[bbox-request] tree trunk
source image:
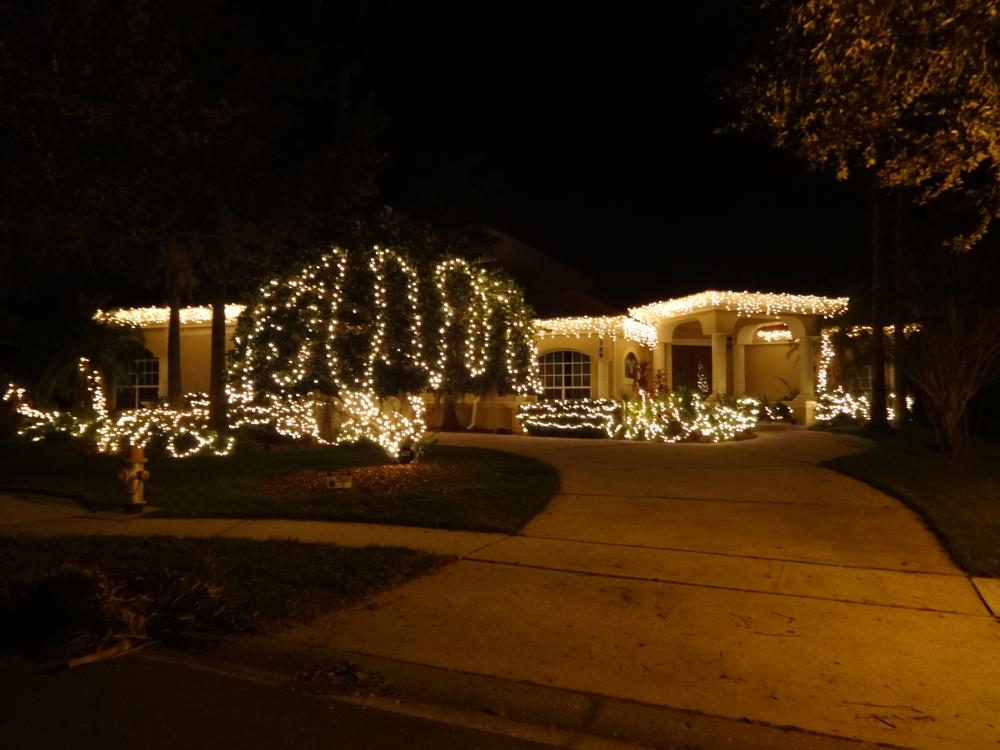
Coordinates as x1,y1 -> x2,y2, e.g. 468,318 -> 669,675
209,279 -> 228,431
929,399 -> 964,459
869,171 -> 889,431
440,391 -> 461,431
892,190 -> 907,427
167,292 -> 183,408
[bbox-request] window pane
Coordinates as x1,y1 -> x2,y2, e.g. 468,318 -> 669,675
115,388 -> 137,410
537,350 -> 591,401
138,387 -> 159,406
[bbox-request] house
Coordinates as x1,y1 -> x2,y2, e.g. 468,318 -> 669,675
97,289 -> 847,429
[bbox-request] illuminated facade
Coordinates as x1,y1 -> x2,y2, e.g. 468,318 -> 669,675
104,289 -> 847,427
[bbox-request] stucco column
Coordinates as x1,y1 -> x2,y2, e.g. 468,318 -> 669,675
732,343 -> 746,396
597,359 -> 609,398
652,341 -> 665,376
711,333 -> 729,395
799,335 -> 816,397
663,343 -> 673,391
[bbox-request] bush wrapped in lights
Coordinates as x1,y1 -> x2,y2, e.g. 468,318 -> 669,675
622,391 -> 758,443
815,387 -> 870,424
815,387 -> 912,425
757,400 -> 794,423
517,392 -> 759,443
517,399 -> 621,438
4,361 -> 235,457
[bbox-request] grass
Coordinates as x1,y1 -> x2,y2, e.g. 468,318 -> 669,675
0,535 -> 444,659
824,427 -> 1000,577
0,438 -> 560,534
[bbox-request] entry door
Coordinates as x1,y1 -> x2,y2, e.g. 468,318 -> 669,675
672,345 -> 712,394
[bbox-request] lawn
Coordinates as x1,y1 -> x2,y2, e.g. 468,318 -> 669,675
824,427 -> 1000,577
0,535 -> 444,660
0,438 -> 560,534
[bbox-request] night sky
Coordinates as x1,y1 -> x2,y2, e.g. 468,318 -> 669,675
359,1 -> 871,309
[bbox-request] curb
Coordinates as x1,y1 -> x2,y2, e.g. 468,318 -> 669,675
203,635 -> 906,750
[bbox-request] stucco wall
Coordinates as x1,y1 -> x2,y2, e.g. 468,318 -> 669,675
745,343 -> 799,401
139,324 -> 237,397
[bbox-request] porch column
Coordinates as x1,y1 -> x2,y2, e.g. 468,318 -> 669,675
597,359 -> 609,398
652,341 -> 665,376
799,335 -> 816,397
663,343 -> 673,391
711,333 -> 729,395
732,342 -> 746,395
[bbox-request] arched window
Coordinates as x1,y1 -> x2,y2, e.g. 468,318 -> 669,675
538,350 -> 591,400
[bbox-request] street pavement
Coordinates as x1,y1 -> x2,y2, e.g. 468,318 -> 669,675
0,655 -> 558,750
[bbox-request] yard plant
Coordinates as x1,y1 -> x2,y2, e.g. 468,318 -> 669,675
0,535 -> 443,662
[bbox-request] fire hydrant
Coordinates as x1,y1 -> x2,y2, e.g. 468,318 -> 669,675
118,445 -> 150,513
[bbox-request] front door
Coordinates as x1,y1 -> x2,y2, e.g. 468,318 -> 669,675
672,345 -> 712,394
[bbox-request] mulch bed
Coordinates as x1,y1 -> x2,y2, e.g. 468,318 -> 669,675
256,463 -> 469,496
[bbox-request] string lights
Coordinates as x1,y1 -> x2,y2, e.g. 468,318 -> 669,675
93,305 -> 246,328
816,324 -> 921,421
620,391 -> 758,442
755,326 -> 795,343
17,275 -> 915,452
815,387 -> 913,424
535,315 -> 658,350
517,392 -> 758,443
230,247 -> 539,455
517,399 -> 621,437
11,246 -> 541,459
5,360 -> 235,457
630,291 -> 848,323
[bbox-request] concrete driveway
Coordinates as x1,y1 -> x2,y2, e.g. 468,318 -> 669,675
282,430 -> 1000,749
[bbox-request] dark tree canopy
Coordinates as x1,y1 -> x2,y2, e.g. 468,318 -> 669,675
735,0 -> 1000,248
0,0 -> 384,405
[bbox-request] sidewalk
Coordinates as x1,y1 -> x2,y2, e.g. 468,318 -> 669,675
0,492 -> 505,557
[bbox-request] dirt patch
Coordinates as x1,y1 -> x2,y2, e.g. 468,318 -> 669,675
257,463 -> 469,496
290,661 -> 399,698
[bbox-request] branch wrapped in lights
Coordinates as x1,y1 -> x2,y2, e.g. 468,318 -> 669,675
817,324 -> 921,397
232,248 -> 538,399
228,246 -> 540,453
333,391 -> 427,458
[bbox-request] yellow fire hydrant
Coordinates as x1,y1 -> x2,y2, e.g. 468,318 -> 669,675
118,445 -> 150,513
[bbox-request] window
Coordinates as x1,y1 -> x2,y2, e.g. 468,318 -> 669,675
538,350 -> 591,400
115,358 -> 160,410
